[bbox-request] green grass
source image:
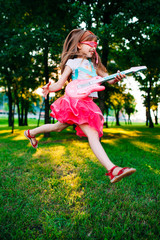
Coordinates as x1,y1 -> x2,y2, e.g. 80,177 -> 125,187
0,117 -> 160,240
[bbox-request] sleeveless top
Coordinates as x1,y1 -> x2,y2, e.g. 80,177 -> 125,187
66,58 -> 98,98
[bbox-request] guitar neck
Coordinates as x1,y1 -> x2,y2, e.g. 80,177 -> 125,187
77,66 -> 147,89
95,69 -> 133,84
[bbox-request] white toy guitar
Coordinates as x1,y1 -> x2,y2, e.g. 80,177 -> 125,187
65,66 -> 147,99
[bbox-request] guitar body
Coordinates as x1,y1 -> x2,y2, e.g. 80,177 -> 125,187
65,77 -> 105,99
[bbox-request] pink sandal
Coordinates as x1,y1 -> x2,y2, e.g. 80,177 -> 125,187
106,166 -> 136,183
24,129 -> 38,149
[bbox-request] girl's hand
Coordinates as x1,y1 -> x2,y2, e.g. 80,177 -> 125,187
114,70 -> 126,83
42,82 -> 51,99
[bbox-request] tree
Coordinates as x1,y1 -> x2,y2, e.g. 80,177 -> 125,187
151,83 -> 160,125
112,0 -> 160,127
1,0 -> 160,130
0,0 -> 42,127
110,92 -> 125,126
0,0 -> 77,132
124,92 -> 137,124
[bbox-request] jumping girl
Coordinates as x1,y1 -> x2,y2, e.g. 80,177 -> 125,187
24,29 -> 136,183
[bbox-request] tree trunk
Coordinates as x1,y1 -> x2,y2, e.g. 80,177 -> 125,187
98,40 -> 109,115
7,85 -> 13,127
105,107 -> 109,128
11,103 -> 15,134
16,97 -> 21,126
128,114 -> 132,124
146,107 -> 149,126
155,108 -> 158,125
98,91 -> 105,114
147,76 -> 154,128
44,42 -> 50,137
20,93 -> 24,126
115,110 -> 120,126
155,116 -> 158,125
149,115 -> 154,128
24,108 -> 28,126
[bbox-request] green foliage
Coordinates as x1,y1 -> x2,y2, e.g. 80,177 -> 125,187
88,0 -> 160,127
1,0 -> 160,127
0,0 -> 77,126
124,92 -> 137,123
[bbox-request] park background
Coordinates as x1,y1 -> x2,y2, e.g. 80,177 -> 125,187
0,0 -> 160,240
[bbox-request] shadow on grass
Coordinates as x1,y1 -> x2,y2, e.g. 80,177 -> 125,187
0,124 -> 160,239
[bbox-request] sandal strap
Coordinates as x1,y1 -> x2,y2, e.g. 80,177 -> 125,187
27,129 -> 35,139
106,166 -> 130,180
117,167 -> 128,175
105,166 -> 118,179
32,139 -> 38,148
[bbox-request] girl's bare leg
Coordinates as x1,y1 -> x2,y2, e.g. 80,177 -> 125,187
30,122 -> 69,135
25,122 -> 69,145
79,124 -> 122,174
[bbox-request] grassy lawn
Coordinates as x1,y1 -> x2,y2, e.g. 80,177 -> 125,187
0,117 -> 160,240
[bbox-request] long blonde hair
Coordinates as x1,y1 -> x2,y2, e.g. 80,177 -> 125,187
60,29 -> 107,77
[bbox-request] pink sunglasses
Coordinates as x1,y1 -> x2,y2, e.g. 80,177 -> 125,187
80,41 -> 98,64
80,41 -> 98,48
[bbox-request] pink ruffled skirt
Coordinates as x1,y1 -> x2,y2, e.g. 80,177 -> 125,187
50,94 -> 104,138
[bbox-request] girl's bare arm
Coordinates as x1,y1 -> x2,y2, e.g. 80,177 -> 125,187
42,66 -> 72,99
97,69 -> 126,84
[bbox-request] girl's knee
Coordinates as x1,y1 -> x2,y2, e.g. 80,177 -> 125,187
54,122 -> 68,132
80,125 -> 99,139
56,128 -> 63,132
88,132 -> 99,141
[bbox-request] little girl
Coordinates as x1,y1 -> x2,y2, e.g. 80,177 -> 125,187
24,29 -> 136,183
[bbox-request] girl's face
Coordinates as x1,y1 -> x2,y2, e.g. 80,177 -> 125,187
78,40 -> 97,59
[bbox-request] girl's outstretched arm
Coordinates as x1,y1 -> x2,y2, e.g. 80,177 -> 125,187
97,69 -> 126,85
42,66 -> 72,99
